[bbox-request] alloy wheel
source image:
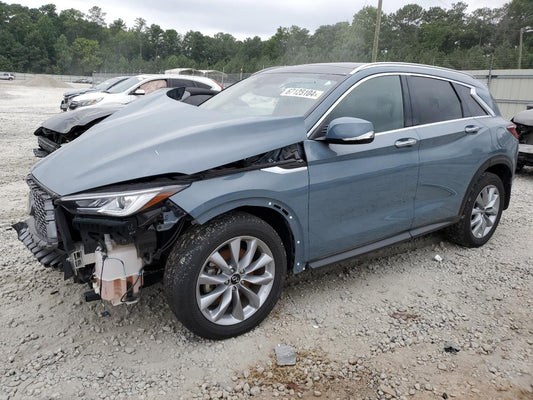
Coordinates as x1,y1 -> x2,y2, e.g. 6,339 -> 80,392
196,236 -> 275,326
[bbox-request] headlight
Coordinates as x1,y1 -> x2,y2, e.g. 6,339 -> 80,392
59,185 -> 188,217
74,97 -> 103,107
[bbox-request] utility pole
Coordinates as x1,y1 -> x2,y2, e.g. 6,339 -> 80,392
371,0 -> 383,63
518,26 -> 533,69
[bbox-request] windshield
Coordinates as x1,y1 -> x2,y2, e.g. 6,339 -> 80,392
93,77 -> 126,91
105,76 -> 144,94
200,72 -> 343,117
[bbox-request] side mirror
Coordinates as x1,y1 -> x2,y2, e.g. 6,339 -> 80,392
323,117 -> 375,144
133,88 -> 146,96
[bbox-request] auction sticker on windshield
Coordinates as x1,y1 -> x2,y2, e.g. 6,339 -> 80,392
280,88 -> 324,99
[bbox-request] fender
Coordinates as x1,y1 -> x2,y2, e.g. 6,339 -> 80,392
168,168 -> 309,273
190,198 -> 306,273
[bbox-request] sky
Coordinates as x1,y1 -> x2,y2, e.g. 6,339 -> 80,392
14,0 -> 510,40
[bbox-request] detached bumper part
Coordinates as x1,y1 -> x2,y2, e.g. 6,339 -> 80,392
37,136 -> 61,155
12,221 -> 67,269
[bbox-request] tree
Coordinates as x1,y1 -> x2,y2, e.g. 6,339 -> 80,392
54,34 -> 72,73
72,37 -> 102,74
109,18 -> 126,34
87,6 -> 106,27
146,24 -> 164,59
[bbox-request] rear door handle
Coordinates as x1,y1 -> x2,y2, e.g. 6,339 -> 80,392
395,138 -> 418,148
465,125 -> 481,134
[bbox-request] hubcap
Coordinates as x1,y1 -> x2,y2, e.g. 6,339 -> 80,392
196,236 -> 275,325
471,184 -> 500,239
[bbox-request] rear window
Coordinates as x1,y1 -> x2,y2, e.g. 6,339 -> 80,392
169,79 -> 197,88
408,76 -> 462,125
453,84 -> 488,117
195,82 -> 212,89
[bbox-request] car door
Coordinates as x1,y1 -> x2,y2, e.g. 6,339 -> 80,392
306,74 -> 420,260
407,75 -> 493,228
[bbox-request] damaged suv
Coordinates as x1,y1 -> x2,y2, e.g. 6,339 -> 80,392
14,63 -> 518,340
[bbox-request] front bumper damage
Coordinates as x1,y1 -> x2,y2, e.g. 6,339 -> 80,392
13,176 -> 186,305
13,221 -> 67,270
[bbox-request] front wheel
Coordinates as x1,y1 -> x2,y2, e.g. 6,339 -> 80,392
164,212 -> 286,340
446,172 -> 504,247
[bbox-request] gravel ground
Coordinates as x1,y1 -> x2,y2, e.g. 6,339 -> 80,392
0,80 -> 532,400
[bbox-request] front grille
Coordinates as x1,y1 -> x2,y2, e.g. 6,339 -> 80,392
27,177 -> 58,244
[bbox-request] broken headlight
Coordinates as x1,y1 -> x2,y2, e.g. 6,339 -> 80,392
59,185 -> 188,217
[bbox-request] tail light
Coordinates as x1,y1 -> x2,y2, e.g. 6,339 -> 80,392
507,125 -> 519,140
213,80 -> 224,90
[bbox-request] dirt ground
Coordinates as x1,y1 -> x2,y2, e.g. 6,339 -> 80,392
0,80 -> 532,400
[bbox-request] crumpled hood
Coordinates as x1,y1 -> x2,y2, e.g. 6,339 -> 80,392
32,90 -> 306,196
39,103 -> 125,134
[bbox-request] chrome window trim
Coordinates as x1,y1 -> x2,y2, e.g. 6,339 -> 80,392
307,72 -> 495,138
371,115 -> 493,137
349,64 -> 369,75
469,87 -> 496,117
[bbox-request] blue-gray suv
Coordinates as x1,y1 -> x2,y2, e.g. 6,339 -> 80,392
14,62 -> 519,339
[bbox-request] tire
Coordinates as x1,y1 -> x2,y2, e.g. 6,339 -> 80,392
446,172 -> 504,247
164,211 -> 286,340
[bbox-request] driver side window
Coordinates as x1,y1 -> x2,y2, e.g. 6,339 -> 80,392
324,75 -> 404,134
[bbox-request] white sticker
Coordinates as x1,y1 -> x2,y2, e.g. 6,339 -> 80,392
280,87 -> 324,99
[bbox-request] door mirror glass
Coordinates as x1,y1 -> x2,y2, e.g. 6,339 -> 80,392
323,117 -> 375,144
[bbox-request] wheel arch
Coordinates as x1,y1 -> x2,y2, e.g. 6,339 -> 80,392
460,155 -> 514,214
191,200 -> 305,274
485,163 -> 513,209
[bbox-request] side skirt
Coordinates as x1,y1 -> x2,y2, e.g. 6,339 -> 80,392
307,220 -> 457,270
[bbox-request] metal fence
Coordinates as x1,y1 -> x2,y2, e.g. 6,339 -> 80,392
3,72 -> 91,83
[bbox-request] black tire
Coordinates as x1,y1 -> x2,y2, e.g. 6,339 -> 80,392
446,172 -> 504,247
164,211 -> 286,340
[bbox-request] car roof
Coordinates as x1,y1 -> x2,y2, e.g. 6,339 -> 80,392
125,74 -> 219,88
259,62 -> 480,86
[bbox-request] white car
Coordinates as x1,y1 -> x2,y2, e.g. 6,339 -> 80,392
68,74 -> 222,110
0,72 -> 14,80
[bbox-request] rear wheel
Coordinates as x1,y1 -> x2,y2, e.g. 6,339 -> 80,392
446,172 -> 504,247
164,212 -> 286,340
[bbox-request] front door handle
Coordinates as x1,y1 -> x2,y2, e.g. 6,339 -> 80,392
395,138 -> 418,148
465,125 -> 481,134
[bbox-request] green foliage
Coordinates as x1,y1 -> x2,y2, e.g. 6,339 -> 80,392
0,0 -> 532,74
71,37 -> 102,74
54,34 -> 72,73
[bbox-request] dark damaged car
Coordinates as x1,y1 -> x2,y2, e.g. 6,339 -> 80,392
34,87 -> 220,157
511,107 -> 533,171
14,63 -> 518,339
